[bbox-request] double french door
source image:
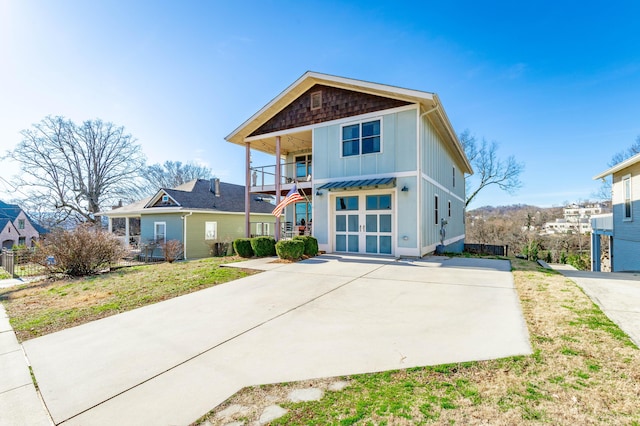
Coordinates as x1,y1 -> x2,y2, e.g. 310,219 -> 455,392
334,193 -> 393,255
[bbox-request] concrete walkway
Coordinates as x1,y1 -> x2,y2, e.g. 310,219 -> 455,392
551,264 -> 640,347
0,303 -> 52,425
20,255 -> 531,425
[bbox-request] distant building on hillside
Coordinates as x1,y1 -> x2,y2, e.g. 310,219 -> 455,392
542,202 -> 610,235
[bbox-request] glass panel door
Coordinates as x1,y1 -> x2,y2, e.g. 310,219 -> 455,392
334,193 -> 393,255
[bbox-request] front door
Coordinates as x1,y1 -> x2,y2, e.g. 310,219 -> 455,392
334,193 -> 393,255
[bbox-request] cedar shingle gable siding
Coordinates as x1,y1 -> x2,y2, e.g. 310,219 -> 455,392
249,84 -> 411,137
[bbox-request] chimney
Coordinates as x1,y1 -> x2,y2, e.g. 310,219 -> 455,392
210,178 -> 220,197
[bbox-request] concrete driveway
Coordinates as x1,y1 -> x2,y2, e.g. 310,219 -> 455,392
23,255 -> 532,425
552,264 -> 640,347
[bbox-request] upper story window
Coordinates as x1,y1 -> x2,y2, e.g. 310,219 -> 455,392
623,174 -> 632,221
342,119 -> 381,157
162,195 -> 169,203
310,91 -> 322,110
453,166 -> 456,188
18,219 -> 25,229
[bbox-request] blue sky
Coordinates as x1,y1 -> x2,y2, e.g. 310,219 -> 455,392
1,0 -> 639,208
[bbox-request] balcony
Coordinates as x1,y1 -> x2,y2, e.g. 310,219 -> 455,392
591,213 -> 613,234
250,159 -> 313,194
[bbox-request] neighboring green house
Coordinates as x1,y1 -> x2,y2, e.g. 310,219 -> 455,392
99,179 -> 275,259
226,72 -> 472,256
0,200 -> 47,249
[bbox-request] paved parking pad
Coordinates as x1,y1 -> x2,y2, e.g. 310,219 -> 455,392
23,255 -> 532,425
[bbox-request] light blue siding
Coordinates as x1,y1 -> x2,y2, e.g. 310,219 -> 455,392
313,108 -> 417,179
140,214 -> 183,243
396,176 -> 417,249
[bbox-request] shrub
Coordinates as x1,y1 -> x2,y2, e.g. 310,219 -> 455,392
560,251 -> 568,264
275,239 -> 304,261
293,235 -> 319,256
251,236 -> 276,257
205,237 -> 232,257
545,251 -> 552,263
161,240 -> 183,263
233,238 -> 254,258
32,224 -> 124,276
567,253 -> 590,271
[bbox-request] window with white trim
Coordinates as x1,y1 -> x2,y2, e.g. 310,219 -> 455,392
154,222 -> 166,243
205,221 -> 217,240
623,174 -> 632,221
162,195 -> 169,203
342,119 -> 381,157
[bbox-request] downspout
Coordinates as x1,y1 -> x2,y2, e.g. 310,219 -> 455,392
182,211 -> 193,260
419,104 -> 440,255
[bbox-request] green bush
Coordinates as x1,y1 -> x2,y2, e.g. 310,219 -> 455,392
251,236 -> 276,257
233,238 -> 254,258
293,235 -> 319,256
567,253 -> 590,271
275,239 -> 304,261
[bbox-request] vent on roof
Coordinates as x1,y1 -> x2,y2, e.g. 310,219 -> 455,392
310,91 -> 322,110
210,178 -> 221,197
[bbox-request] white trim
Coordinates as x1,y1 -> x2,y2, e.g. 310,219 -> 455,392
421,171 -> 465,203
102,208 -> 275,217
154,221 -> 166,244
145,190 -> 181,208
244,104 -> 417,143
594,152 -> 640,180
339,117 -> 383,158
622,174 -> 633,221
205,221 -> 218,240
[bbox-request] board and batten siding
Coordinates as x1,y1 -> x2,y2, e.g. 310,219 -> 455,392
420,113 -> 465,253
612,162 -> 640,271
312,108 -> 418,180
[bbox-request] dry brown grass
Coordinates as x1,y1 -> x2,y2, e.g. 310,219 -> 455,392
198,258 -> 640,425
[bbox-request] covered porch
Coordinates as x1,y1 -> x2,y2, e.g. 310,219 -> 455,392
590,213 -> 613,272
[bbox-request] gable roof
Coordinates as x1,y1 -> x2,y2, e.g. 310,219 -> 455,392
103,180 -> 275,216
593,152 -> 640,180
225,71 -> 472,174
0,200 -> 48,234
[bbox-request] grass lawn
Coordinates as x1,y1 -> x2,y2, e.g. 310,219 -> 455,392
0,256 -> 257,342
198,258 -> 640,425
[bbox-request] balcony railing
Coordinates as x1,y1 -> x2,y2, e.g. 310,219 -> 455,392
591,213 -> 613,232
251,160 -> 312,190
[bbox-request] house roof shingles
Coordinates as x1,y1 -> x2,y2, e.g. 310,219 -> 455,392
0,200 -> 48,234
105,180 -> 275,216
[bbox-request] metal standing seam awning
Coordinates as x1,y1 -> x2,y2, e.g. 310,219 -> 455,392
317,177 -> 396,191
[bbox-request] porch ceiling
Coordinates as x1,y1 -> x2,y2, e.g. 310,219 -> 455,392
247,129 -> 312,156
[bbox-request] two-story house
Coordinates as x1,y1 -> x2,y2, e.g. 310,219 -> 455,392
592,152 -> 640,271
225,72 -> 472,257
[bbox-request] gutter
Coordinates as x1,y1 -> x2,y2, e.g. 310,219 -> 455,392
181,211 -> 193,260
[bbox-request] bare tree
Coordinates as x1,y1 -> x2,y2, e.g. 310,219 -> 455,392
460,130 -> 524,207
4,116 -> 145,224
139,161 -> 213,196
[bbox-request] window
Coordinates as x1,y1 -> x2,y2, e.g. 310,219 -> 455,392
295,202 -> 312,226
336,196 -> 358,211
18,237 -> 25,246
154,222 -> 166,243
434,195 -> 439,225
205,222 -> 217,240
366,195 -> 391,210
256,222 -> 270,236
448,200 -> 451,217
295,154 -> 312,179
453,166 -> 456,188
17,219 -> 25,230
342,120 -> 381,157
310,91 -> 322,110
161,195 -> 169,203
623,175 -> 632,221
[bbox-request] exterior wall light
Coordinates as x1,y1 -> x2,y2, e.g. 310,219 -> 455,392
316,190 -> 323,196
401,185 -> 409,192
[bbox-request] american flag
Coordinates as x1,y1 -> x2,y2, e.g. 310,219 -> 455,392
272,185 -> 304,217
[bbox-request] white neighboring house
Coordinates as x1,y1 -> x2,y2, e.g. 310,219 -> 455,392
592,152 -> 640,272
542,203 -> 610,235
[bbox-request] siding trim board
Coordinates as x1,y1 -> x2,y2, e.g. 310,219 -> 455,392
421,172 -> 465,204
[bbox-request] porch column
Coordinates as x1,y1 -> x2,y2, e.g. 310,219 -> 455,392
275,136 -> 281,241
108,217 -> 113,233
125,217 -> 130,248
590,232 -> 600,272
245,142 -> 251,237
